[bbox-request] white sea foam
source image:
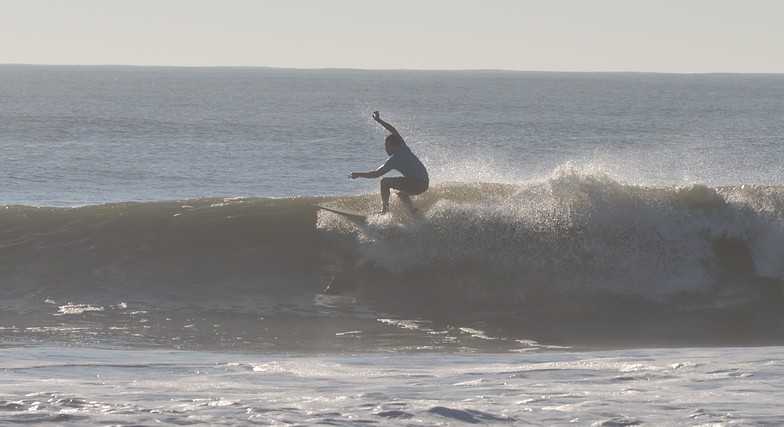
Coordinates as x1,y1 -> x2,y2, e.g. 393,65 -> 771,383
0,345 -> 782,425
56,304 -> 105,315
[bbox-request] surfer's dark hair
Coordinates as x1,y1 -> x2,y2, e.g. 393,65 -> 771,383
385,134 -> 403,146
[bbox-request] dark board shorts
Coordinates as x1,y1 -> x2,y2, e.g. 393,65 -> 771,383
384,177 -> 429,195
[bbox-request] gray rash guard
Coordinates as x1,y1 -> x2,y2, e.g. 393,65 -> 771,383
375,141 -> 428,181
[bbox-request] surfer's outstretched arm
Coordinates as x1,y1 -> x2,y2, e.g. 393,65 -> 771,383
349,170 -> 383,179
373,111 -> 399,135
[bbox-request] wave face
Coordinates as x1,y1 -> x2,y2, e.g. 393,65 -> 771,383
3,169 -> 784,350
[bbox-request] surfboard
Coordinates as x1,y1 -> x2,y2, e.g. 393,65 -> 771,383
315,205 -> 367,225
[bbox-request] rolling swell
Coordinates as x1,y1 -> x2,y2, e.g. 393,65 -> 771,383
0,197 -> 327,310
2,168 -> 784,348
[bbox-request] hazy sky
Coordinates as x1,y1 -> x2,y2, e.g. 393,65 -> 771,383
2,0 -> 783,73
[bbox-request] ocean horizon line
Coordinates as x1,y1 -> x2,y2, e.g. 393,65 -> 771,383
2,62 -> 783,76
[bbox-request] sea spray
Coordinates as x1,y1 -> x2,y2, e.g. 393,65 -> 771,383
327,168 -> 782,300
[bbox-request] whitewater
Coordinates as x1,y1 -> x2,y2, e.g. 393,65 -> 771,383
1,65 -> 783,425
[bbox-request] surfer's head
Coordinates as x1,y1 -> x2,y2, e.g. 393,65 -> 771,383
384,134 -> 403,155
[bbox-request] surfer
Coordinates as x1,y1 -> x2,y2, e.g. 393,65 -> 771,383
349,111 -> 429,214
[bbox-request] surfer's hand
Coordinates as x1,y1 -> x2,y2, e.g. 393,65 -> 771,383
349,173 -> 358,179
372,111 -> 380,121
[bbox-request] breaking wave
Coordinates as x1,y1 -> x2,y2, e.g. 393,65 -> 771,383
3,166 -> 784,348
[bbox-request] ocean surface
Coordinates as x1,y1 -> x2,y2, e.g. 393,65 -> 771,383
1,65 -> 783,424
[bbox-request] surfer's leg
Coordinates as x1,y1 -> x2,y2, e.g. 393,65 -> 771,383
380,178 -> 392,212
396,191 -> 416,213
401,179 -> 427,214
382,177 -> 427,213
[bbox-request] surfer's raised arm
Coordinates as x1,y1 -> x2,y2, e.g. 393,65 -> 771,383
373,111 -> 399,136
